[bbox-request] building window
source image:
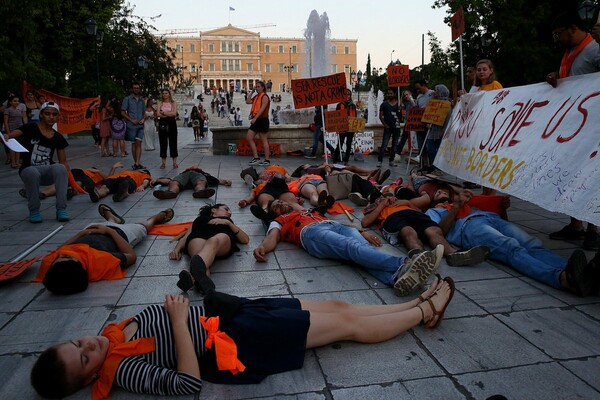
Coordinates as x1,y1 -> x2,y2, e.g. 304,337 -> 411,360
247,63 -> 254,71
344,46 -> 349,54
331,45 -> 336,54
209,63 -> 215,71
234,60 -> 240,71
279,83 -> 286,92
235,42 -> 240,52
221,41 -> 226,52
292,63 -> 298,72
247,44 -> 252,53
190,44 -> 196,53
176,63 -> 182,71
190,63 -> 196,72
208,43 -> 214,52
175,44 -> 182,52
278,45 -> 284,53
292,45 -> 297,53
278,63 -> 285,72
228,41 -> 233,52
222,60 -> 227,71
265,63 -> 271,72
265,44 -> 270,53
331,64 -> 337,73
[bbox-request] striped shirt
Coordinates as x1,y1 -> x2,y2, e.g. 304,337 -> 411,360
113,305 -> 206,395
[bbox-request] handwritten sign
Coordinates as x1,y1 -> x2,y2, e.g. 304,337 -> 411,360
324,109 -> 349,133
323,131 -> 374,156
387,65 -> 410,87
436,72 -> 600,225
292,72 -> 347,109
348,117 -> 366,132
450,6 -> 465,41
405,107 -> 426,131
422,99 -> 451,126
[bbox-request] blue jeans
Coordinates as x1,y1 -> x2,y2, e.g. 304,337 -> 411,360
378,128 -> 401,162
460,216 -> 566,289
309,122 -> 334,156
301,222 -> 407,286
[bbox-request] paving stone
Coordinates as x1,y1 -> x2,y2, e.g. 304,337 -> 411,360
274,248 -> 344,269
28,278 -> 131,310
561,356 -> 600,392
118,275 -> 182,306
0,283 -> 43,313
331,376 -> 465,400
210,270 -> 289,298
283,266 -> 368,294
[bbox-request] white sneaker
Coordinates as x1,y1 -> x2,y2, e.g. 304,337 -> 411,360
249,158 -> 261,165
348,192 -> 368,206
393,154 -> 402,163
393,244 -> 444,296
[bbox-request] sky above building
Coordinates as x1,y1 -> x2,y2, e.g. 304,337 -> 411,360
128,0 -> 454,74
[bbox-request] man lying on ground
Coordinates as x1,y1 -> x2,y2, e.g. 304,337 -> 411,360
153,166 -> 232,199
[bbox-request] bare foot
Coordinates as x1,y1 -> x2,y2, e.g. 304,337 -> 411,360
418,274 -> 442,303
422,280 -> 452,329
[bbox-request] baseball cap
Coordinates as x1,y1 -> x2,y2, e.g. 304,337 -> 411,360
40,101 -> 60,112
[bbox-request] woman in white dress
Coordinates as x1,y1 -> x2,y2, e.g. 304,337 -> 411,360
143,99 -> 157,151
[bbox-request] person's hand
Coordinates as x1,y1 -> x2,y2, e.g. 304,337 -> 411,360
208,219 -> 229,226
169,249 -> 182,260
500,195 -> 511,209
112,161 -> 124,169
85,224 -> 109,235
592,23 -> 600,43
362,232 -> 382,247
253,245 -> 267,262
3,133 -> 9,141
457,89 -> 466,97
163,294 -> 189,326
221,179 -> 232,186
296,197 -> 305,205
238,199 -> 248,208
456,190 -> 472,206
546,72 -> 558,88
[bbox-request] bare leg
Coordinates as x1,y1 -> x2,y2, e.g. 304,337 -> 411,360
168,180 -> 182,194
256,193 -> 275,209
193,180 -> 207,192
246,130 -> 259,158
187,234 -> 232,275
424,227 -> 456,255
301,184 -> 319,206
399,226 -> 425,252
140,209 -> 173,231
278,192 -> 304,211
260,133 -> 270,161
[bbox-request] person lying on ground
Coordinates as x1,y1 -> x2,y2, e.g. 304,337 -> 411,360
238,176 -> 305,220
427,190 -> 599,296
31,279 -> 455,398
153,166 -> 232,200
239,165 -> 291,187
169,204 -> 249,293
361,195 -> 488,266
33,205 -> 174,295
93,168 -> 152,202
254,199 -> 444,295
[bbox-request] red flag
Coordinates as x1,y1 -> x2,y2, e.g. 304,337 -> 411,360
450,7 -> 465,41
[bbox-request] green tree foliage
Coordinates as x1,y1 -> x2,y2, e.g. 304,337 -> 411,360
431,0 -> 571,87
0,0 -> 176,99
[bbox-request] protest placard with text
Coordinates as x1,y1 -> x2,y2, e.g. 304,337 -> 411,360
324,109 -> 348,133
436,73 -> 600,225
292,72 -> 347,109
422,99 -> 451,126
405,107 -> 426,131
348,117 -> 366,132
387,65 -> 410,87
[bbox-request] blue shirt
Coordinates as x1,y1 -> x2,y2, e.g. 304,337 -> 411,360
426,207 -> 498,245
121,95 -> 145,126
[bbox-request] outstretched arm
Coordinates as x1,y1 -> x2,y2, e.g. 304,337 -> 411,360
438,191 -> 472,234
253,228 -> 281,262
164,294 -> 200,378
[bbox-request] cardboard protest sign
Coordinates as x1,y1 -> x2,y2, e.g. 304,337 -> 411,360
451,7 -> 465,41
324,109 -> 348,133
348,117 -> 366,132
436,72 -> 600,225
422,99 -> 451,126
387,65 -> 410,87
0,256 -> 40,282
292,72 -> 347,109
405,107 -> 426,131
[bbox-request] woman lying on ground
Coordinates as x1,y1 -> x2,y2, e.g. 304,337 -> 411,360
31,275 -> 454,399
169,204 -> 249,293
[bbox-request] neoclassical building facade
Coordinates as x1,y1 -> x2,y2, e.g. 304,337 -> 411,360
164,25 -> 357,92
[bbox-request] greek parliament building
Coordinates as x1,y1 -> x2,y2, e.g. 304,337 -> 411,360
163,24 -> 357,92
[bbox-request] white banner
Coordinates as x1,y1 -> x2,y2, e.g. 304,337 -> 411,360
436,72 -> 600,225
324,131 -> 374,156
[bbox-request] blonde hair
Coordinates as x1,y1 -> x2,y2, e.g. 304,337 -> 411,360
475,59 -> 497,86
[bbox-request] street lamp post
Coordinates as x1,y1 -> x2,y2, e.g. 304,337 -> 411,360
84,18 -> 103,96
284,48 -> 293,92
391,49 -> 395,63
137,56 -> 149,91
345,66 -> 363,103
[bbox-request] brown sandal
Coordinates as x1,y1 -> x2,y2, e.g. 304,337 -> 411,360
417,277 -> 455,329
417,274 -> 442,303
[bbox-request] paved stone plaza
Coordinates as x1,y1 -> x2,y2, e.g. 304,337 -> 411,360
0,128 -> 599,400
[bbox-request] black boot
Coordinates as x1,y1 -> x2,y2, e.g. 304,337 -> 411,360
190,255 -> 215,294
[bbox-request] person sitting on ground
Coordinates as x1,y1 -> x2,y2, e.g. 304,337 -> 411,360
33,205 -> 174,295
254,199 -> 444,295
169,204 -> 249,293
93,167 -> 152,202
153,166 -> 232,200
361,194 -> 489,266
426,190 -> 598,296
31,277 -> 455,398
4,101 -> 71,223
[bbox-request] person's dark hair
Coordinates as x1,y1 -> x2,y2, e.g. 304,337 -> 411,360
131,81 -> 141,88
109,98 -> 123,119
431,197 -> 451,207
43,260 -> 88,295
291,165 -> 307,178
551,9 -> 585,31
415,79 -> 428,87
394,186 -> 418,200
146,98 -> 154,108
31,346 -> 82,398
199,203 -> 227,217
7,94 -> 19,104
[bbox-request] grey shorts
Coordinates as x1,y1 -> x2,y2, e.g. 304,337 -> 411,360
299,179 -> 326,191
85,222 -> 147,247
126,124 -> 145,142
172,170 -> 207,190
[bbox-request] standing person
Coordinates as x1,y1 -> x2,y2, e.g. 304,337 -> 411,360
545,9 -> 600,250
377,89 -> 402,168
24,90 -> 41,122
200,107 -> 209,138
121,82 -> 146,170
425,84 -> 451,175
475,59 -> 503,195
245,80 -> 271,166
143,99 -> 157,151
414,79 -> 434,169
183,109 -> 189,127
467,66 -> 478,93
190,106 -> 200,141
394,90 -> 417,162
3,94 -> 28,168
306,105 -> 334,159
333,89 -> 357,165
235,107 -> 243,126
99,99 -> 113,157
3,102 -> 70,223
157,88 -> 179,169
109,99 -> 126,158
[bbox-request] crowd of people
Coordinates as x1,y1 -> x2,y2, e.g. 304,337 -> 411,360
1,8 -> 599,399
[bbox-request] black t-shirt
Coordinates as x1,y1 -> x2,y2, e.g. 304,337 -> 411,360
73,227 -> 128,268
16,122 -> 68,172
379,101 -> 401,129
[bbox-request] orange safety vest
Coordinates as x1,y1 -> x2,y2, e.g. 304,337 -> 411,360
250,92 -> 269,118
